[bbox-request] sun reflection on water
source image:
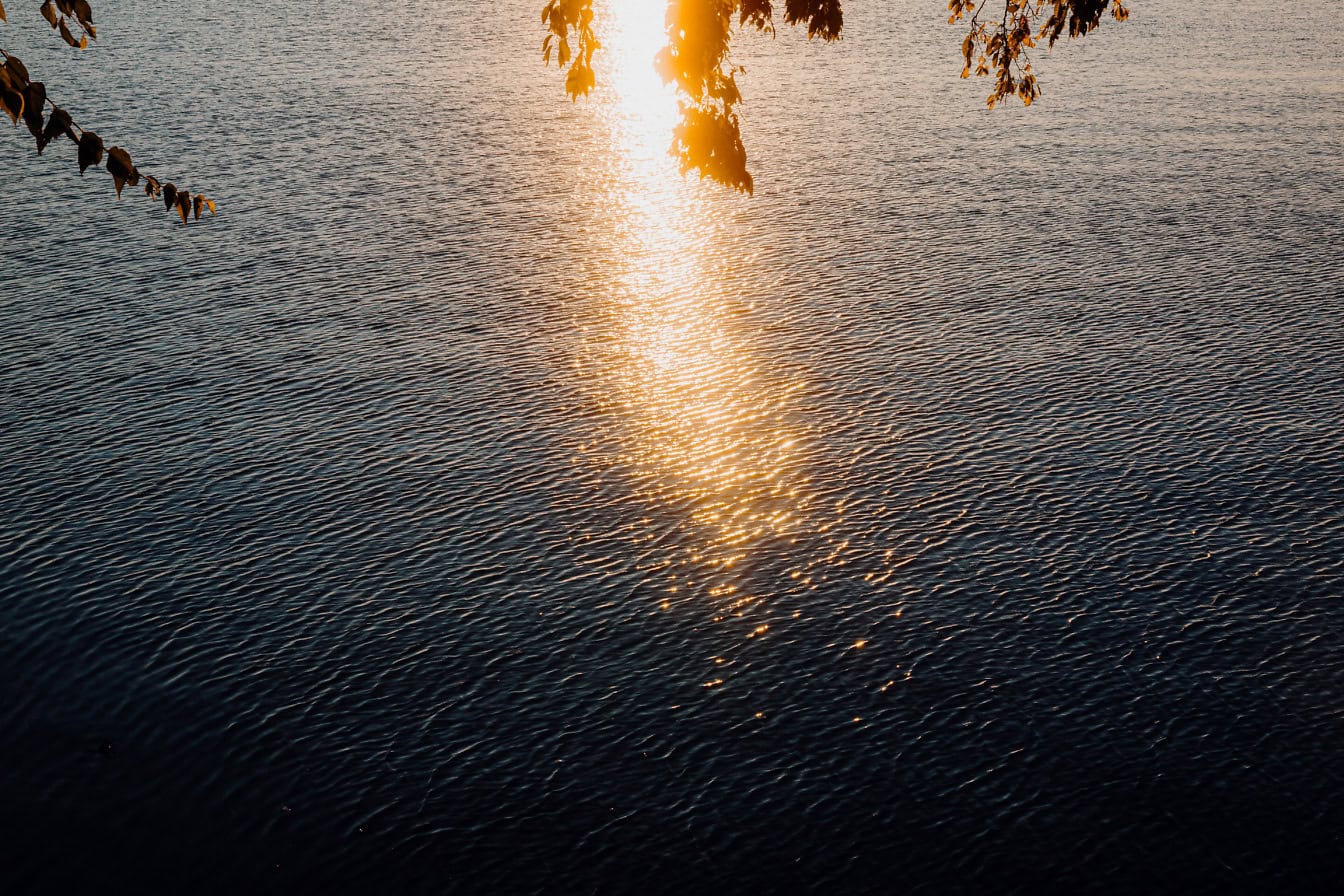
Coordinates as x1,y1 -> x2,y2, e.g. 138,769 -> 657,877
578,1 -> 820,617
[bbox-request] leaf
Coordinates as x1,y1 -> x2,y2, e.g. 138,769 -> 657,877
175,190 -> 191,225
77,130 -> 104,173
40,1 -> 56,28
73,0 -> 92,29
0,71 -> 23,127
0,0 -> 6,24
204,198 -> 216,216
192,194 -> 204,220
162,182 -> 177,212
106,146 -> 139,198
39,106 -> 73,153
143,174 -> 161,198
22,82 -> 46,142
59,19 -> 79,48
5,56 -> 30,86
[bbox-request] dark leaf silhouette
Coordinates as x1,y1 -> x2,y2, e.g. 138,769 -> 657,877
58,18 -> 78,48
174,189 -> 190,225
0,61 -> 23,126
22,81 -> 45,141
38,106 -> 75,153
162,182 -> 178,213
40,2 -> 57,30
4,53 -> 28,84
106,145 -> 139,198
77,129 -> 103,173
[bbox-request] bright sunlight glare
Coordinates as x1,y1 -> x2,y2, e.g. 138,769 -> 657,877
603,0 -> 679,159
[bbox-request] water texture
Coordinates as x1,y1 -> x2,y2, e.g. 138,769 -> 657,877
1,1 -> 1342,891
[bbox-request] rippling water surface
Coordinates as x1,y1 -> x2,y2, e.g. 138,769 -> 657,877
2,1 -> 1342,891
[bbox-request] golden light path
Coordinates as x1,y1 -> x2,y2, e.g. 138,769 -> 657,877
580,1 -> 826,619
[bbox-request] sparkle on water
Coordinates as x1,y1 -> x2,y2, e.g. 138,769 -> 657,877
588,0 -> 822,612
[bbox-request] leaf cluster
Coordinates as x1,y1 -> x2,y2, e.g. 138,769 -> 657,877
542,2 -> 844,195
39,0 -> 96,50
950,0 -> 1129,108
1,2 -> 214,223
541,1 -> 1130,192
542,1 -> 599,100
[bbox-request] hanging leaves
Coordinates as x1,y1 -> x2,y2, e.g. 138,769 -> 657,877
537,1 -> 1129,191
950,1 -> 1129,109
0,32 -> 214,225
541,1 -> 599,101
39,0 -> 95,48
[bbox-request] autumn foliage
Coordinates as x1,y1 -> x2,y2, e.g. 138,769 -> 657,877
543,0 -> 1131,192
0,1 -> 214,223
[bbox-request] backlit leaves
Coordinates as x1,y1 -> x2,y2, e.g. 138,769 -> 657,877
541,1 -> 598,100
949,1 -> 1129,108
42,0 -> 96,49
543,1 -> 847,193
541,1 -> 1129,191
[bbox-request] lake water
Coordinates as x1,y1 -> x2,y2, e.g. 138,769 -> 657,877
2,1 -> 1342,891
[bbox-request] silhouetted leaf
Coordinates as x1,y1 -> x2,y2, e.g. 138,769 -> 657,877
0,0 -> 7,24
40,1 -> 57,29
59,19 -> 79,48
0,67 -> 23,126
22,82 -> 45,142
77,130 -> 103,173
143,174 -> 161,198
162,182 -> 177,212
39,106 -> 74,153
175,190 -> 190,224
106,146 -> 138,198
5,55 -> 30,86
192,194 -> 204,220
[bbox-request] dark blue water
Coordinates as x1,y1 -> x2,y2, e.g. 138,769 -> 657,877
2,1 -> 1342,891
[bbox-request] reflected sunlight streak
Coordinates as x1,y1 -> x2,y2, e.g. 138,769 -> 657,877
580,1 -> 817,614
